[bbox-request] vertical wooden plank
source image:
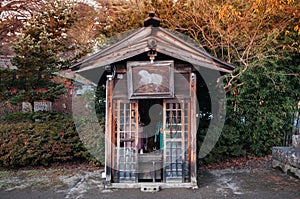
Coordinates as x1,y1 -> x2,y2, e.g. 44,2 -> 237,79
135,100 -> 139,182
181,99 -> 185,183
123,102 -> 127,179
163,99 -> 167,183
190,73 -> 197,186
129,101 -> 135,181
121,101 -> 127,169
116,100 -> 121,181
111,102 -> 116,181
105,77 -> 114,183
187,100 -> 191,181
175,102 -> 179,177
169,103 -> 173,176
129,102 -> 132,179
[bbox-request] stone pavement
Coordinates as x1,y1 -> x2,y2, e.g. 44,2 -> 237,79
0,167 -> 299,199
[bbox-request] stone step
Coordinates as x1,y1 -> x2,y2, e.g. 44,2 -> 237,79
272,147 -> 300,178
140,184 -> 160,192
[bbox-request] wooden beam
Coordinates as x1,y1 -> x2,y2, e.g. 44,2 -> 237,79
105,76 -> 114,183
163,99 -> 167,183
187,100 -> 191,182
181,99 -> 185,183
135,100 -> 139,182
111,102 -> 116,182
116,100 -> 121,181
190,73 -> 198,186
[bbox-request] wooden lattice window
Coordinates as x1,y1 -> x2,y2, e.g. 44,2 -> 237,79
163,99 -> 190,182
113,100 -> 138,182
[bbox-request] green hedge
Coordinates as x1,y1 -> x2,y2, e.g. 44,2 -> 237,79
1,111 -> 70,123
198,124 -> 247,165
0,118 -> 102,168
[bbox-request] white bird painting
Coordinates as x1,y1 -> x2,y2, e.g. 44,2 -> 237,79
138,70 -> 163,87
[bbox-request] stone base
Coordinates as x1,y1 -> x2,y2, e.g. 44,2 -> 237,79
272,147 -> 300,178
141,184 -> 160,192
107,182 -> 197,189
292,135 -> 300,149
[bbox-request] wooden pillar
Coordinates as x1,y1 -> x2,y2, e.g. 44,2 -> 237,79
181,99 -> 185,183
190,72 -> 198,187
163,99 -> 167,183
135,100 -> 139,182
105,75 -> 114,183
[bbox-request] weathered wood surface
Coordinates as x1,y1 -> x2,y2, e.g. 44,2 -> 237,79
105,77 -> 114,182
190,73 -> 197,185
72,26 -> 234,76
108,182 -> 197,189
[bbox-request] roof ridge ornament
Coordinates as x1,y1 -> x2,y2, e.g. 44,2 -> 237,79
144,11 -> 160,27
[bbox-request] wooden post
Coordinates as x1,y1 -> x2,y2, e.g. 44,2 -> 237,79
187,100 -> 191,182
163,99 -> 167,183
135,100 -> 139,182
105,75 -> 114,183
190,72 -> 197,187
116,100 -> 121,181
181,99 -> 185,183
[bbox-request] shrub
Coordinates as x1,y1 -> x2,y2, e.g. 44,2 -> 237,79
0,111 -> 70,123
0,117 -> 104,168
1,112 -> 32,123
198,124 -> 246,165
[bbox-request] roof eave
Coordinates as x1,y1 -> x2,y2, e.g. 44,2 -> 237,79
71,27 -> 235,73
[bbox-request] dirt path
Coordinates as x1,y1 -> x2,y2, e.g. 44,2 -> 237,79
0,166 -> 299,199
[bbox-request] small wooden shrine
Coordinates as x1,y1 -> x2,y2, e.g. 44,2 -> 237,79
71,12 -> 234,189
